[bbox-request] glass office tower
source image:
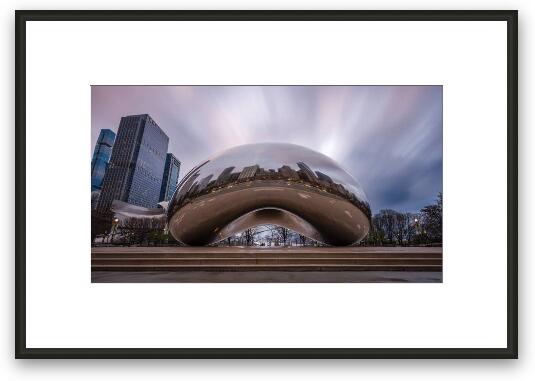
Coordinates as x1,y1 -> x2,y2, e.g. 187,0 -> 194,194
159,153 -> 181,202
96,114 -> 169,211
90,129 -> 116,191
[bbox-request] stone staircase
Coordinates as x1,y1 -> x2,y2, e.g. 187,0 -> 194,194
91,247 -> 442,272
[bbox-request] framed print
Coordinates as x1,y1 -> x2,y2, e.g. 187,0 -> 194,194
15,10 -> 518,359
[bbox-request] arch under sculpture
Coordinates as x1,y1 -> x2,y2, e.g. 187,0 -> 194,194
167,143 -> 371,246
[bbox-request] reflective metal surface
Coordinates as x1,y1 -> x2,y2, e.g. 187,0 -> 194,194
168,143 -> 371,246
111,200 -> 167,220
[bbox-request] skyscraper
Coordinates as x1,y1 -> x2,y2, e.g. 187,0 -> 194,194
90,129 -> 116,191
159,153 -> 181,202
237,165 -> 259,181
216,166 -> 235,186
296,161 -> 318,183
97,114 -> 169,211
91,190 -> 101,210
278,165 -> 300,180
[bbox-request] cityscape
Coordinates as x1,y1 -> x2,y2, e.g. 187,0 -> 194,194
91,112 -> 440,249
92,114 -> 180,211
91,113 -> 374,247
91,85 -> 442,283
91,114 -> 180,244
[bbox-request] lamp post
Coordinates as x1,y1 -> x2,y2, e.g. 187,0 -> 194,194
110,217 -> 119,244
414,218 -> 421,236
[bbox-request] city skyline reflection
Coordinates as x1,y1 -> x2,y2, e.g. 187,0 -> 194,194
167,143 -> 371,246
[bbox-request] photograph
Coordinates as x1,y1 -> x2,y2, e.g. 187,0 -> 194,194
15,9 -> 516,360
90,85 -> 443,283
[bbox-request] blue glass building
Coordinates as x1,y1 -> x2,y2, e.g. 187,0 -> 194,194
97,114 -> 169,211
159,153 -> 181,202
90,129 -> 116,191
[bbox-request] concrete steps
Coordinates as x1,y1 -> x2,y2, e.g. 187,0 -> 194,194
91,247 -> 442,272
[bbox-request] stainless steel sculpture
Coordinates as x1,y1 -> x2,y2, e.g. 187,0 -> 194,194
111,200 -> 169,219
167,143 -> 371,246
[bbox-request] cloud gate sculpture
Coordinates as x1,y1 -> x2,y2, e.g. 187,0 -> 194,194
167,143 -> 371,246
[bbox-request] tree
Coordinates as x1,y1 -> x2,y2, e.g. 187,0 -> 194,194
120,216 -> 166,246
91,210 -> 112,243
420,192 -> 442,243
393,212 -> 406,245
405,212 -> 418,243
360,193 -> 442,247
362,214 -> 386,246
373,209 -> 397,244
276,226 -> 290,246
243,227 -> 256,246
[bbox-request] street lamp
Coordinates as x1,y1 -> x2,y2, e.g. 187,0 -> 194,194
110,217 -> 119,243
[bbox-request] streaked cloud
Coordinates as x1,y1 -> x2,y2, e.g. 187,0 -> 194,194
92,85 -> 442,212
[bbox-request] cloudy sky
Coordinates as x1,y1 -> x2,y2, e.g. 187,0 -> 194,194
91,86 -> 442,213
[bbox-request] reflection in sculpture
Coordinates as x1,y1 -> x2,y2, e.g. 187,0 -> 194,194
167,143 -> 371,246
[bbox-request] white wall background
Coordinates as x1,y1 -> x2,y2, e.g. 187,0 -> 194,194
0,0 -> 532,380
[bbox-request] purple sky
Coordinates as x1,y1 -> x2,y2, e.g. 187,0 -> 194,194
91,85 -> 442,213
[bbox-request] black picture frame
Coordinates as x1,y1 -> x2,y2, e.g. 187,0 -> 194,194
15,10 -> 518,359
